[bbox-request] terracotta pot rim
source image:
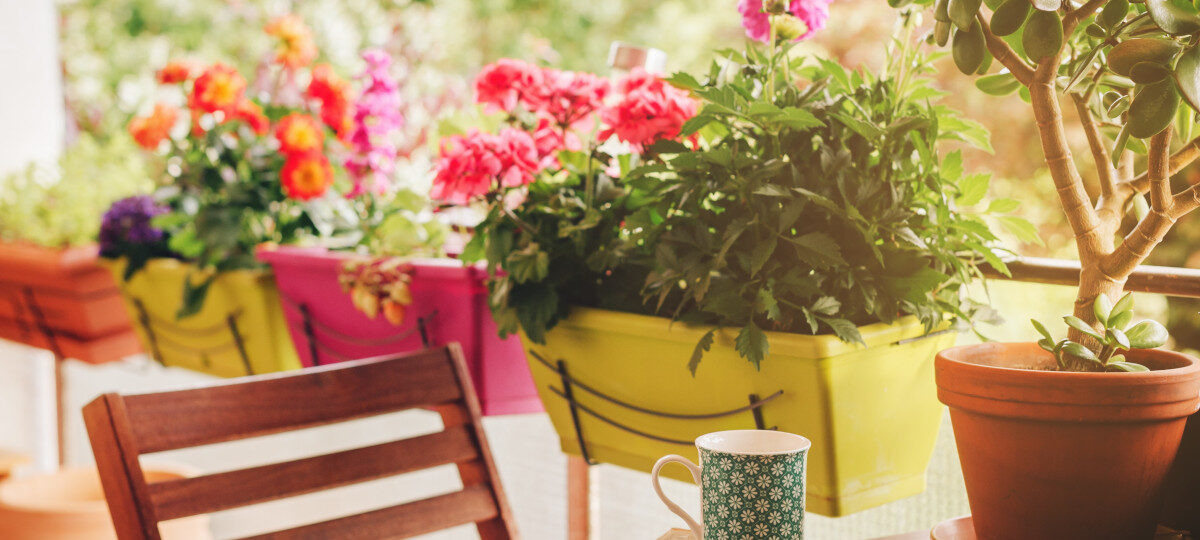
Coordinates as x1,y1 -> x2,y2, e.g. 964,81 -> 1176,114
938,342 -> 1200,380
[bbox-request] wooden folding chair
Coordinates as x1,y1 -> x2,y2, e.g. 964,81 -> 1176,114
82,344 -> 518,540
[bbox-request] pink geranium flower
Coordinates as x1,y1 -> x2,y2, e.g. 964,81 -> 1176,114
474,59 -> 545,113
536,69 -> 610,129
738,0 -> 831,42
431,128 -> 542,204
599,70 -> 698,150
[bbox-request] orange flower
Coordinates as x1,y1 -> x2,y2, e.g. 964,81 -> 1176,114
128,103 -> 179,150
274,113 -> 324,155
306,64 -> 354,139
233,99 -> 270,135
280,152 -> 333,200
190,63 -> 247,116
265,15 -> 317,68
156,60 -> 199,84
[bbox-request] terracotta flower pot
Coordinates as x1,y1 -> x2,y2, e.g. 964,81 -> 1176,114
1160,413 -> 1200,532
0,466 -> 210,540
937,342 -> 1200,540
0,243 -> 140,363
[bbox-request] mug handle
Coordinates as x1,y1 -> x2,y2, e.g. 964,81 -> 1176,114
651,454 -> 704,539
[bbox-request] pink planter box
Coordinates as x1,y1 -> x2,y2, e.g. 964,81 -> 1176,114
256,246 -> 541,416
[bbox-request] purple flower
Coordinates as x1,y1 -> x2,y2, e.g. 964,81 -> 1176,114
738,0 -> 831,42
99,195 -> 168,256
345,48 -> 405,198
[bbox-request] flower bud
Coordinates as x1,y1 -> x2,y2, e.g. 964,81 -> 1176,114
772,14 -> 809,42
764,0 -> 789,15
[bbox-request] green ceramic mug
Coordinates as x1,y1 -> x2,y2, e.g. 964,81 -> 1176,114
652,430 -> 811,540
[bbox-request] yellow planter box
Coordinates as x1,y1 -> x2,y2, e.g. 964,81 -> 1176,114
522,307 -> 956,517
106,259 -> 300,378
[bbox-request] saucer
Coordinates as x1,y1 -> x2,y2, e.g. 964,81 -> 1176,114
931,516 -> 975,540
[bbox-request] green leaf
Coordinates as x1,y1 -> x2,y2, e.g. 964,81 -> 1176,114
1062,341 -> 1101,363
995,215 -> 1044,245
1032,318 -> 1053,340
1146,0 -> 1200,35
1065,315 -> 1105,341
1107,361 -> 1151,372
688,328 -> 717,376
952,22 -> 987,75
1109,309 -> 1133,330
1094,294 -> 1114,325
976,72 -> 1021,96
1100,0 -> 1129,29
1131,62 -> 1174,84
1038,337 -> 1056,352
1126,320 -> 1170,348
1107,39 -> 1182,78
990,0 -> 1031,36
1129,78 -> 1180,139
811,296 -> 841,316
1023,10 -> 1063,63
1108,327 -> 1131,349
736,322 -> 770,368
1112,293 -> 1134,319
819,316 -> 865,345
957,173 -> 990,206
1174,46 -> 1200,113
949,0 -> 984,29
987,198 -> 1020,213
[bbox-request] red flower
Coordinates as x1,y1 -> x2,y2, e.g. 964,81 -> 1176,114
307,64 -> 353,138
280,151 -> 334,200
274,113 -> 324,155
190,63 -> 247,116
264,15 -> 317,68
537,68 -> 610,128
474,59 -> 544,113
128,103 -> 179,150
532,117 -> 581,169
233,99 -> 269,135
599,69 -> 698,150
431,128 -> 542,204
157,60 -> 199,84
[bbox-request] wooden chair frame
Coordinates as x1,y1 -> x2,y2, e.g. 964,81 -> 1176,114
83,344 -> 518,540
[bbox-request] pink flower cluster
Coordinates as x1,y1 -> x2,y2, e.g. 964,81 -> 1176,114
345,49 -> 405,198
431,59 -> 697,204
430,128 -> 541,205
738,0 -> 831,42
600,69 -> 698,151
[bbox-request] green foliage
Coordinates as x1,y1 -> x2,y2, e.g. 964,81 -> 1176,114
627,37 -> 1018,366
1034,292 -> 1167,371
0,135 -> 152,247
916,0 -> 1200,142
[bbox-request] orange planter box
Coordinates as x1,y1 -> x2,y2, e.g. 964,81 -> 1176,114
0,243 -> 140,362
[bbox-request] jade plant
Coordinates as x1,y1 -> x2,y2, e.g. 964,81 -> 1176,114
896,0 -> 1200,370
1033,293 -> 1169,371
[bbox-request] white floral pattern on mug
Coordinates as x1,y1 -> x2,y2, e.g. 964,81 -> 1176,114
699,448 -> 806,539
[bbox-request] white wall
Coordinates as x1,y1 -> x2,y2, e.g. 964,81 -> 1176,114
0,0 -> 64,174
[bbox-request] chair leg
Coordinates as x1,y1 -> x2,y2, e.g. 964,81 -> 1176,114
568,455 -> 590,540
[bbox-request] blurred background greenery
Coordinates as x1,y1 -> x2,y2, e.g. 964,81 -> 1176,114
48,0 -> 1196,348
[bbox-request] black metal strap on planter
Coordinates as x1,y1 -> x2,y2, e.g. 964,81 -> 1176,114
283,292 -> 435,366
21,286 -> 64,360
130,299 -> 254,375
530,350 -> 783,464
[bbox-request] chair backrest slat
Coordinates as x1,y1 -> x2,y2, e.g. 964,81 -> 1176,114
84,345 -> 517,540
148,425 -> 481,521
235,483 -> 500,540
123,350 -> 464,453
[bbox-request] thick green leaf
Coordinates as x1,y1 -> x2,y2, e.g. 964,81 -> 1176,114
1032,318 -> 1053,340
991,0 -> 1031,36
1112,293 -> 1134,319
1112,124 -> 1131,168
1100,0 -> 1130,29
1128,78 -> 1180,139
1108,328 -> 1131,349
935,0 -> 952,22
1174,46 -> 1200,112
1126,320 -> 1170,348
1146,0 -> 1200,35
1065,315 -> 1105,341
1131,62 -> 1173,84
1023,10 -> 1063,63
953,23 -> 987,75
1107,361 -> 1151,372
1109,309 -> 1133,330
949,0 -> 984,30
1063,341 -> 1101,363
976,72 -> 1021,95
1094,294 -> 1114,325
1107,39 -> 1182,78
1038,337 -> 1056,352
935,21 -> 952,47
